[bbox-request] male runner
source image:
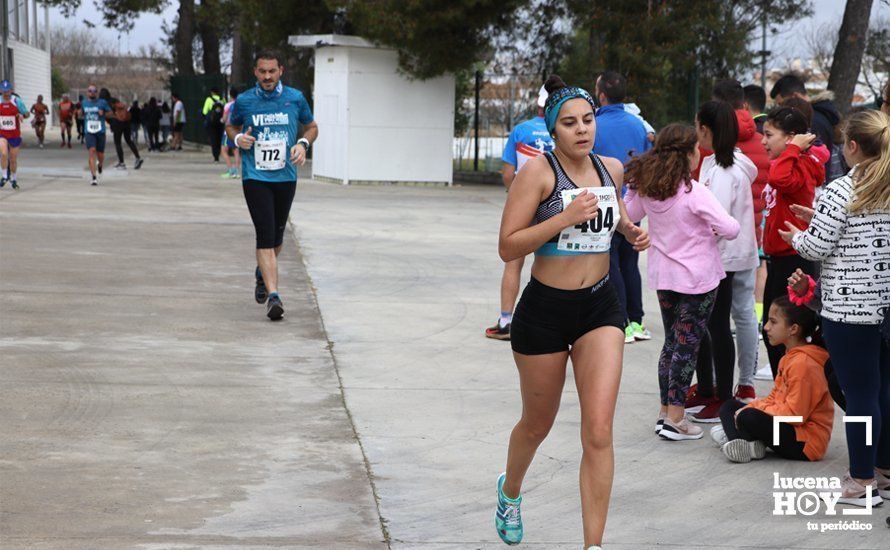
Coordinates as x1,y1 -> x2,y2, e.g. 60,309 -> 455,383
484,85 -> 553,340
59,93 -> 74,148
30,95 -> 49,148
0,80 -> 29,189
226,50 -> 318,320
81,85 -> 111,186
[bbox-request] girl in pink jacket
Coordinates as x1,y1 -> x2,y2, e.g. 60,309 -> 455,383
625,123 -> 740,442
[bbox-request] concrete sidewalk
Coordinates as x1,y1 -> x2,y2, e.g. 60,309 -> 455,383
2,129 -> 887,549
0,132 -> 385,548
291,183 -> 889,549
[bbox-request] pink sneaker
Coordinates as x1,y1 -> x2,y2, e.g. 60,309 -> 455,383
658,417 -> 703,441
838,472 -> 883,507
876,469 -> 890,499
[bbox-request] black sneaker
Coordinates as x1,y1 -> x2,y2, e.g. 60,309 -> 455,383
484,321 -> 511,341
10,180 -> 18,189
266,295 -> 284,321
98,163 -> 103,174
0,177 -> 6,188
135,157 -> 144,170
254,271 -> 268,304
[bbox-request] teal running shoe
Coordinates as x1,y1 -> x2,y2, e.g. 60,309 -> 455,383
495,472 -> 523,545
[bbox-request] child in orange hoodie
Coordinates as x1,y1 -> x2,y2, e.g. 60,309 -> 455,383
713,295 -> 834,463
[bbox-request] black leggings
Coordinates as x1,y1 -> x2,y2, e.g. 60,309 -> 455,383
762,255 -> 814,377
719,399 -> 810,461
147,125 -> 160,151
208,123 -> 224,161
242,179 -> 296,249
112,123 -> 140,164
696,273 -> 735,401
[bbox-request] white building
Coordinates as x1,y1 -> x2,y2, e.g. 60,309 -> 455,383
3,0 -> 52,124
289,34 -> 455,185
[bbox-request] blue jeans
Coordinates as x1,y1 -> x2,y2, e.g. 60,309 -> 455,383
822,318 -> 890,479
609,231 -> 643,325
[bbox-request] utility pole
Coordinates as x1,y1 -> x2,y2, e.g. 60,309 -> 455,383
474,69 -> 481,172
759,1 -> 770,91
0,0 -> 8,81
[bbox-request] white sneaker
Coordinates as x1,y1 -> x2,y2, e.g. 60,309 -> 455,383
658,417 -> 703,441
710,425 -> 728,447
721,439 -> 766,463
754,365 -> 773,381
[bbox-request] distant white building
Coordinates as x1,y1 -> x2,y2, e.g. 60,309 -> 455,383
290,34 -> 455,185
3,0 -> 52,124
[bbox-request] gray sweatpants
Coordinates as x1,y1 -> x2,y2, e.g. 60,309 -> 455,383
731,267 -> 759,387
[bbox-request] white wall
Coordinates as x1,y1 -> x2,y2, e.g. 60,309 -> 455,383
312,47 -> 350,182
10,39 -> 52,126
346,47 -> 454,184
311,44 -> 455,185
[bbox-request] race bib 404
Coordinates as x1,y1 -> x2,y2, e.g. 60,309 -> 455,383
558,187 -> 620,253
86,120 -> 102,134
255,139 -> 287,171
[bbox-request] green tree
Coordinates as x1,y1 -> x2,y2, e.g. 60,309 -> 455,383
557,0 -> 812,127
51,67 -> 67,99
335,0 -> 525,79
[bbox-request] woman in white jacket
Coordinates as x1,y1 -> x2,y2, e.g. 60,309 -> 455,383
689,99 -> 760,422
780,110 -> 890,507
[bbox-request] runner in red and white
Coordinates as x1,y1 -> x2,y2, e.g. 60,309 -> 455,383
59,93 -> 74,148
485,85 -> 555,340
0,80 -> 29,190
30,95 -> 49,148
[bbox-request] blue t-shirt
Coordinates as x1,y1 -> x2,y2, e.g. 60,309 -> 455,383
229,83 -> 314,183
81,98 -> 111,134
592,104 -> 651,165
502,116 -> 554,172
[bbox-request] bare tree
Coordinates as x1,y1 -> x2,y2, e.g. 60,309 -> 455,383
805,16 -> 889,104
828,0 -> 874,113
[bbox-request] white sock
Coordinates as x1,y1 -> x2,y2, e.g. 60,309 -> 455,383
498,312 -> 513,328
10,172 -> 15,181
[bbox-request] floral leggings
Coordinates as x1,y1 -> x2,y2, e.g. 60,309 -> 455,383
657,289 -> 717,407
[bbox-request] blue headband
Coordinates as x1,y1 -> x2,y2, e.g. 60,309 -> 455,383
544,86 -> 595,134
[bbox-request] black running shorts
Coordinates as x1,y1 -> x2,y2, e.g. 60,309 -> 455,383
511,275 -> 625,355
242,179 -> 297,249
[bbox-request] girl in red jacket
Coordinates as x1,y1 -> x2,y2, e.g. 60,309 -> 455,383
759,106 -> 825,379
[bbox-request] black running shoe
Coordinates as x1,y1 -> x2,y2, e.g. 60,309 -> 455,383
10,180 -> 18,189
0,177 -> 6,188
485,321 -> 511,341
98,163 -> 103,174
255,271 -> 268,304
266,295 -> 284,321
135,157 -> 144,170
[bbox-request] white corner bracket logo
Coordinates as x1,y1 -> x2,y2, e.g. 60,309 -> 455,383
771,416 -> 876,532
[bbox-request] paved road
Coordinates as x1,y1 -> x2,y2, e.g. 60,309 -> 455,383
1,130 -> 886,548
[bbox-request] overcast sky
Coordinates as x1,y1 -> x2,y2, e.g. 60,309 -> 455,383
53,0 -> 886,60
